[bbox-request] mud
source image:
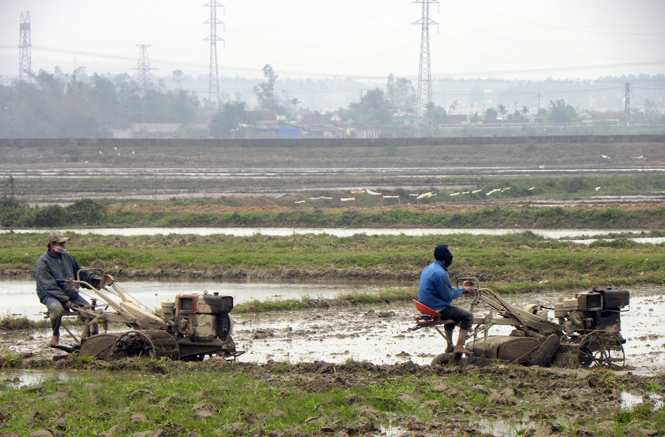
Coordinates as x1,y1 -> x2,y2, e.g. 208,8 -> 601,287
2,289 -> 663,372
2,355 -> 665,437
2,290 -> 664,436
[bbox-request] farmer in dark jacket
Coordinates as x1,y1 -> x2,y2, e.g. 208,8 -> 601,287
417,244 -> 476,355
34,231 -> 102,347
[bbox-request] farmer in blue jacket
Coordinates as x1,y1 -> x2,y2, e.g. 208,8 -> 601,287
417,244 -> 476,355
34,231 -> 102,347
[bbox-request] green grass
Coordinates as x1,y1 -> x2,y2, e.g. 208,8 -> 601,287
0,314 -> 50,331
0,358 -> 662,436
2,231 -> 664,293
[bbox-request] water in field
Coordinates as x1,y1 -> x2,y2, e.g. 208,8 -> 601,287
4,278 -> 663,373
4,227 -> 664,244
1,279 -> 373,321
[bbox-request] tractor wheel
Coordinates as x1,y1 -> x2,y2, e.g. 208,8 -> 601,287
109,330 -> 180,361
577,331 -> 625,369
431,353 -> 456,366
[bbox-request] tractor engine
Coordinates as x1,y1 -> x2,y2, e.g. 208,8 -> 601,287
161,292 -> 234,341
554,287 -> 630,335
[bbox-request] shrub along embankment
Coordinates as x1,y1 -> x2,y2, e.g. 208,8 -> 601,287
2,231 -> 663,294
106,204 -> 665,229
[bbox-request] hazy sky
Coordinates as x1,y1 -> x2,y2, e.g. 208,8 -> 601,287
1,0 -> 664,83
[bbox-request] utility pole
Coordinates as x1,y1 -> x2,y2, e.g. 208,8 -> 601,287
413,0 -> 438,132
204,1 -> 224,106
18,12 -> 31,82
624,82 -> 630,126
134,44 -> 156,93
537,93 -> 542,114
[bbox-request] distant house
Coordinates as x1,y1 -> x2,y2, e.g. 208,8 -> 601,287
445,114 -> 469,125
246,110 -> 277,123
392,112 -> 417,126
578,110 -> 624,125
303,125 -> 346,138
278,122 -> 302,138
299,111 -> 347,138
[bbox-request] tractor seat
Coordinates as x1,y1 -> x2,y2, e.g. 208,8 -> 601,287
413,300 -> 441,318
413,300 -> 458,326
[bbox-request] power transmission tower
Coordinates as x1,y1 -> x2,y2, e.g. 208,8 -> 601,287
134,44 -> 156,93
204,1 -> 224,105
413,0 -> 438,130
624,82 -> 630,126
19,12 -> 31,82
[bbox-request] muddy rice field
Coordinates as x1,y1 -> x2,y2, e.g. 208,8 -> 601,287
1,287 -> 665,436
3,287 -> 664,371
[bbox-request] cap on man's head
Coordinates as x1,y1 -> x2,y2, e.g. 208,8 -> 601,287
47,231 -> 69,244
433,244 -> 453,265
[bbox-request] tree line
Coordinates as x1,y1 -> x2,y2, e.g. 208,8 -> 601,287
2,65 -> 663,139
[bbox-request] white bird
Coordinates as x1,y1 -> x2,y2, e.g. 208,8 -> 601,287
528,186 -> 535,191
595,186 -> 601,191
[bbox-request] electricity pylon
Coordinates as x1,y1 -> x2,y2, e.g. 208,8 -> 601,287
413,0 -> 438,130
204,1 -> 224,105
19,12 -> 31,82
134,44 -> 156,93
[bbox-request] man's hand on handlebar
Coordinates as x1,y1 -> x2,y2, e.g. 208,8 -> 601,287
95,274 -> 115,289
463,280 -> 477,295
102,274 -> 114,286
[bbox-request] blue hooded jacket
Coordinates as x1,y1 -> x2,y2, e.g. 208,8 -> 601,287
417,260 -> 465,311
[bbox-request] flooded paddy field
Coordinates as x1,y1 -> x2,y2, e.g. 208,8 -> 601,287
3,166 -> 665,204
2,281 -> 663,374
1,286 -> 664,437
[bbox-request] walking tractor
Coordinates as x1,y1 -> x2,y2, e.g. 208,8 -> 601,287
413,278 -> 630,369
54,269 -> 243,361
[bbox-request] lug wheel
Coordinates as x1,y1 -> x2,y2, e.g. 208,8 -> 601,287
577,331 -> 625,369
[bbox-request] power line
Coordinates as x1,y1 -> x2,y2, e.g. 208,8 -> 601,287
2,44 -> 664,82
455,0 -> 665,37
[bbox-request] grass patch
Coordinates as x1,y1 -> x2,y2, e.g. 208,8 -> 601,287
0,314 -> 50,331
2,231 -> 664,292
0,358 -> 662,436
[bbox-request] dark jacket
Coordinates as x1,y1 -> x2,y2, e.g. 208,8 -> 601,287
34,250 -> 99,304
417,260 -> 465,311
